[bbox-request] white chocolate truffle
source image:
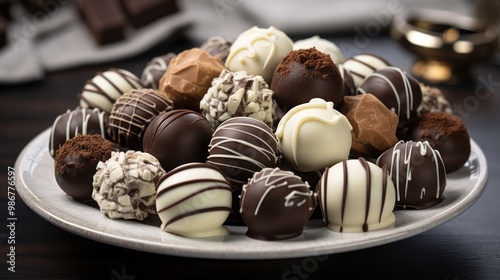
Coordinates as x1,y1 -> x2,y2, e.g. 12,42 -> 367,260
225,26 -> 293,84
200,69 -> 274,131
156,162 -> 233,238
317,158 -> 396,232
293,35 -> 344,64
275,98 -> 352,172
79,68 -> 143,114
341,54 -> 391,88
92,150 -> 165,220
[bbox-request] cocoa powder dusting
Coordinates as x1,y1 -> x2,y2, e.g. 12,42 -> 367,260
275,48 -> 338,80
55,134 -> 115,174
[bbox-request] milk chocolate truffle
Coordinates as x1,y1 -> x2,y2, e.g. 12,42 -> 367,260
358,66 -> 422,127
225,26 -> 293,84
79,68 -> 143,114
92,150 -> 165,220
417,83 -> 453,116
55,134 -> 115,203
199,36 -> 233,62
408,112 -> 470,173
143,109 -> 213,172
49,107 -> 109,158
108,88 -> 174,151
240,167 -> 316,240
275,98 -> 352,173
156,162 -> 233,238
199,69 -> 274,131
341,53 -> 392,88
141,53 -> 177,90
338,93 -> 399,159
293,35 -> 344,64
317,158 -> 396,232
159,48 -> 224,111
207,117 -> 280,188
271,48 -> 344,113
376,140 -> 446,209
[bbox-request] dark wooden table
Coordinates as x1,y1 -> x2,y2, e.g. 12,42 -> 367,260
1,30 -> 499,280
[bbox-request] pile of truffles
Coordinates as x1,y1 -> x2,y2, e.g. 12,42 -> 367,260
50,26 -> 471,241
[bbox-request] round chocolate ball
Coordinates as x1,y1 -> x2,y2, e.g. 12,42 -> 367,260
143,109 -> 213,172
271,48 -> 344,113
341,53 -> 392,88
108,88 -> 174,151
207,117 -> 280,189
55,134 -> 116,202
199,36 -> 233,62
357,66 -> 422,127
240,167 -> 317,240
376,140 -> 446,209
49,107 -> 109,158
407,112 -> 470,173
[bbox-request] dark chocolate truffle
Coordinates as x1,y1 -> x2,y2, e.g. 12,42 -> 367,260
271,48 -> 344,113
341,53 -> 392,88
49,107 -> 109,158
199,36 -> 233,62
108,88 -> 174,150
141,53 -> 177,90
407,112 -> 470,173
357,66 -> 422,128
207,117 -> 280,189
376,140 -> 446,209
338,64 -> 356,96
142,109 -> 213,172
55,134 -> 116,202
240,167 -> 316,240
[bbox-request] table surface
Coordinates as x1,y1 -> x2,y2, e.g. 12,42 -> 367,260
1,29 -> 499,280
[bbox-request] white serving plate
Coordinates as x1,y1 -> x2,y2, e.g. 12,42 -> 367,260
15,128 -> 488,259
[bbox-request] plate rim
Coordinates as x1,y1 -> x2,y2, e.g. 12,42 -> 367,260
14,128 -> 489,259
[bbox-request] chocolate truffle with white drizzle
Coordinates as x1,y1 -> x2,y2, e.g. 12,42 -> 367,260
240,167 -> 316,240
357,66 -> 422,128
376,140 -> 447,209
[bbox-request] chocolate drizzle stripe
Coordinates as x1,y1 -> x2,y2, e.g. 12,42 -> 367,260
162,206 -> 232,229
157,185 -> 232,213
321,167 -> 329,223
158,162 -> 226,185
359,157 -> 371,232
157,178 -> 232,197
340,160 -> 348,232
380,165 -> 388,223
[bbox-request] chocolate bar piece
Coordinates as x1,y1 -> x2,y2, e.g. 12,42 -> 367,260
76,0 -> 126,45
119,0 -> 179,28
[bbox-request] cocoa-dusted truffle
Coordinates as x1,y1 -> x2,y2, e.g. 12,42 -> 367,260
159,48 -> 224,111
79,68 -> 143,114
141,53 -> 177,90
143,109 -> 213,172
55,134 -> 116,202
407,112 -> 470,173
92,150 -> 165,220
376,140 -> 447,209
357,66 -> 422,128
271,48 -> 344,113
108,88 -> 174,151
240,167 -> 316,240
49,107 -> 109,158
207,117 -> 280,189
199,36 -> 233,62
338,93 -> 399,159
199,69 -> 274,131
317,158 -> 396,232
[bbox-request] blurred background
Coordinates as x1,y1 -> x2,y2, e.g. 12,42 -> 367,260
0,0 -> 497,84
